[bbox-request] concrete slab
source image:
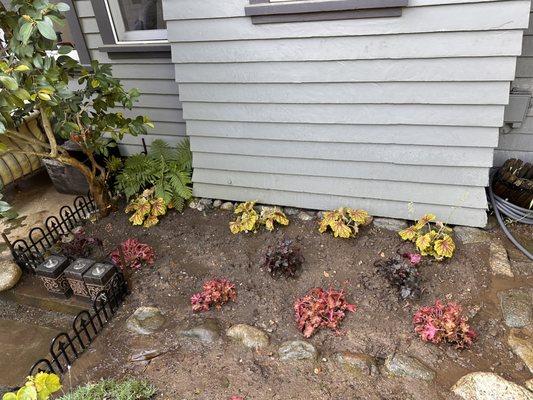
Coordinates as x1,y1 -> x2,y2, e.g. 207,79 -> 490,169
0,319 -> 60,387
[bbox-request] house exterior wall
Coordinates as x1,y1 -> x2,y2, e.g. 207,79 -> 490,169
498,1 -> 533,165
73,0 -> 185,155
163,0 -> 530,227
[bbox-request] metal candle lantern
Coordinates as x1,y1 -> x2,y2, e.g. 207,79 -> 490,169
64,258 -> 95,299
83,263 -> 119,300
35,255 -> 72,297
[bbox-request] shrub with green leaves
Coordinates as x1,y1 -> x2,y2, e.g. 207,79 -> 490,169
115,139 -> 192,213
58,379 -> 156,400
2,372 -> 61,400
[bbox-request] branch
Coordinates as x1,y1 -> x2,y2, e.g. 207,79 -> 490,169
39,107 -> 58,158
4,129 -> 51,149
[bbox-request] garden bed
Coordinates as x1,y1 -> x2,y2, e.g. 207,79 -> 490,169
64,205 -> 532,399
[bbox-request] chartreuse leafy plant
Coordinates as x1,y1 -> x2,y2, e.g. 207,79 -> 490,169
116,139 -> 192,225
229,201 -> 289,234
2,372 -> 61,400
0,0 -> 152,217
318,207 -> 372,238
398,214 -> 456,261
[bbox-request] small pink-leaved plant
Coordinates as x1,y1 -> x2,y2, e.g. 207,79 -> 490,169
294,287 -> 356,338
191,278 -> 237,312
413,299 -> 477,349
110,238 -> 155,270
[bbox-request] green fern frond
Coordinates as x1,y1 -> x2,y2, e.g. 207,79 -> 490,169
149,139 -> 175,161
176,137 -> 192,172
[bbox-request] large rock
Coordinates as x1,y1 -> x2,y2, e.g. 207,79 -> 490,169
452,372 -> 533,400
499,289 -> 532,328
455,227 -> 490,245
508,329 -> 533,373
126,307 -> 166,335
226,324 -> 269,349
178,319 -> 222,344
372,217 -> 408,231
0,260 -> 22,292
490,241 -> 514,277
525,379 -> 533,392
336,352 -> 379,377
278,340 -> 317,361
383,353 -> 435,381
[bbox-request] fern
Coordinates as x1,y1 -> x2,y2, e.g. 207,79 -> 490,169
115,139 -> 193,211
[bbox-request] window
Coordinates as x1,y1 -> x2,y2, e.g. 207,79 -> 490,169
105,0 -> 167,43
91,0 -> 170,54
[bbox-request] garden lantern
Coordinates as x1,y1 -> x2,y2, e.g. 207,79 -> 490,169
35,255 -> 72,297
64,258 -> 95,299
83,262 -> 119,300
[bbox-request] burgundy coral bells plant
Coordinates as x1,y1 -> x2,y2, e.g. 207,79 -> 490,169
110,238 -> 155,270
294,287 -> 356,338
413,299 -> 477,349
191,279 -> 237,312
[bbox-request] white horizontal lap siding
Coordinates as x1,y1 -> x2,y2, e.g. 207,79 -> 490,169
162,0 -> 530,226
73,0 -> 185,154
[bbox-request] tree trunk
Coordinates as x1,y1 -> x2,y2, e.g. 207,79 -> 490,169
87,176 -> 112,218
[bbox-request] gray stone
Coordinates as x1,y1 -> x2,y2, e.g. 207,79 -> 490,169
213,199 -> 222,208
297,211 -> 314,222
499,289 -> 532,328
336,352 -> 379,377
0,260 -> 22,292
372,217 -> 408,231
226,324 -> 269,349
383,353 -> 435,381
490,241 -> 514,277
199,198 -> 213,207
196,203 -> 206,212
188,199 -> 199,209
508,329 -> 533,373
179,319 -> 222,344
525,379 -> 533,392
455,227 -> 491,244
220,202 -> 234,211
284,207 -> 300,216
452,372 -> 533,400
126,307 -> 165,335
278,340 -> 317,361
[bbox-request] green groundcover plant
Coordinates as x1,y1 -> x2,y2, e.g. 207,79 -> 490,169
58,378 -> 156,400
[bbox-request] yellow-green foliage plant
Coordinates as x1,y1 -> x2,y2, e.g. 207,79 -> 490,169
229,201 -> 289,234
318,207 -> 373,238
2,372 -> 61,400
398,213 -> 456,261
125,188 -> 167,228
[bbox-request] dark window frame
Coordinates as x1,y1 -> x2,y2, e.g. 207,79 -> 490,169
90,0 -> 170,56
245,0 -> 408,24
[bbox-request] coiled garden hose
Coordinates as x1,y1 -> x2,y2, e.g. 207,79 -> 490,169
488,177 -> 533,261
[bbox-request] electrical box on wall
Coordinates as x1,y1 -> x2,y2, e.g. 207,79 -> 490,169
503,90 -> 532,129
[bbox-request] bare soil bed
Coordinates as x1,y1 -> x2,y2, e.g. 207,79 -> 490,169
67,206 -> 532,400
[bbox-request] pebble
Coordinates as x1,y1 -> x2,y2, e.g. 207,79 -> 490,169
213,199 -> 222,208
297,211 -> 314,222
372,217 -> 408,231
179,319 -> 222,344
126,307 -> 166,335
336,352 -> 379,377
508,328 -> 533,373
199,198 -> 213,207
284,207 -> 300,216
226,324 -> 269,349
383,353 -> 435,381
490,241 -> 514,277
0,260 -> 22,292
220,202 -> 234,211
278,340 -> 317,361
452,372 -> 533,400
499,288 -> 532,328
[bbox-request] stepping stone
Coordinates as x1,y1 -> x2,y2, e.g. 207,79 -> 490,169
178,319 -> 222,344
455,227 -> 490,245
499,289 -> 532,328
508,328 -> 533,373
0,319 -> 61,387
126,307 -> 165,335
452,372 -> 533,400
0,260 -> 21,292
278,340 -> 317,361
383,353 -> 435,381
490,241 -> 514,277
336,352 -> 379,377
226,324 -> 269,349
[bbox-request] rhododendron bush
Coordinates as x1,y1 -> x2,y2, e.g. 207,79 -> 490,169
399,214 -> 456,261
294,288 -> 356,338
191,279 -> 237,312
413,300 -> 477,349
110,238 -> 155,270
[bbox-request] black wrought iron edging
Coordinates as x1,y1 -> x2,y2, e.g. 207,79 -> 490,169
2,194 -> 97,273
28,271 -> 129,377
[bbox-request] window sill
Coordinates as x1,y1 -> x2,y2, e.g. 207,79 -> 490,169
245,0 -> 408,24
99,43 -> 171,57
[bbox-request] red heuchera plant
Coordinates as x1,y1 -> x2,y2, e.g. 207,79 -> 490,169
110,238 -> 155,270
294,287 -> 356,338
403,252 -> 422,266
229,397 -> 244,400
413,299 -> 477,349
191,279 -> 237,312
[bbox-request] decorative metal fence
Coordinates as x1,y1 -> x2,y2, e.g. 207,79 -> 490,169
2,195 -> 97,273
29,272 -> 128,376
